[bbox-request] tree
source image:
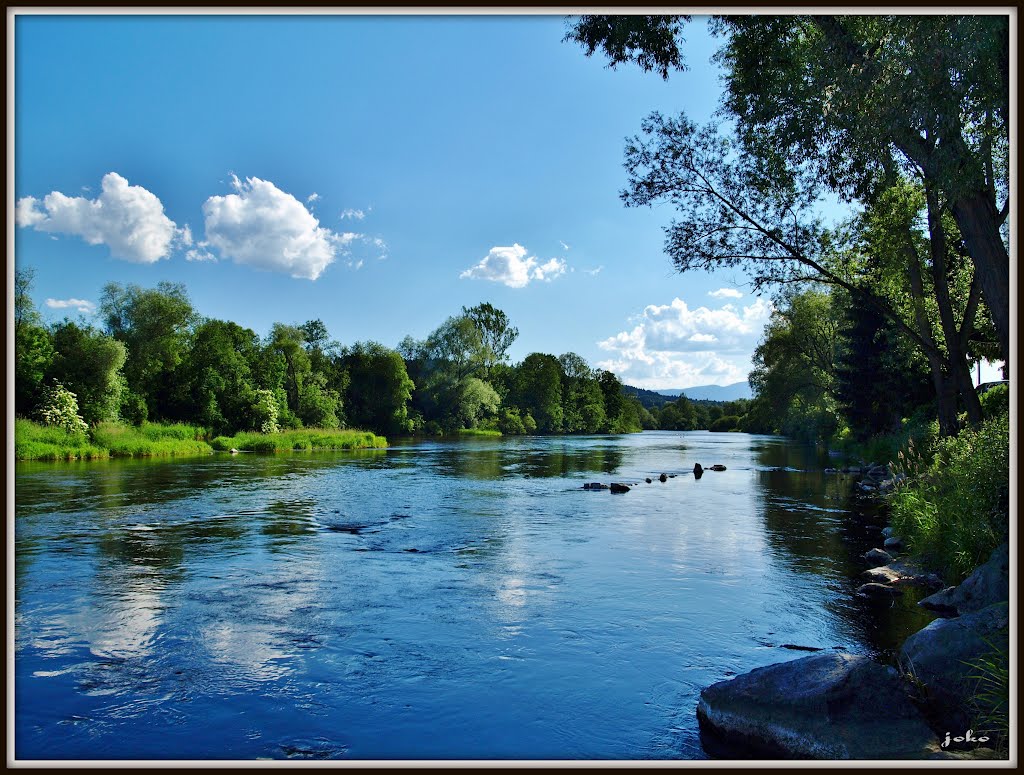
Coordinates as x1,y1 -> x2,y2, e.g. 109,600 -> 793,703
342,341 -> 415,435
462,302 -> 519,377
558,352 -> 606,433
267,323 -> 311,418
186,319 -> 262,433
513,354 -> 564,433
46,321 -> 128,425
14,269 -> 54,416
100,281 -> 196,420
567,14 -> 1010,365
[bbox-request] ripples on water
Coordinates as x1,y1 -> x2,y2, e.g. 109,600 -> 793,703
14,432 -> 934,760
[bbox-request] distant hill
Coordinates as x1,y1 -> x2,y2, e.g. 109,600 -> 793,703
621,385 -> 676,409
656,381 -> 753,402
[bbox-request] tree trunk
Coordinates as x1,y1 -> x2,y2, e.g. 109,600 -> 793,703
926,188 -> 985,426
949,191 -> 1011,370
906,244 -> 960,437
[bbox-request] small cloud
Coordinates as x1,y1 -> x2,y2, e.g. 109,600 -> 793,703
559,240 -> 570,251
460,243 -> 568,288
46,297 -> 96,314
15,173 -> 179,263
708,287 -> 744,299
186,240 -> 217,262
340,208 -> 366,221
583,266 -> 603,276
307,192 -> 320,203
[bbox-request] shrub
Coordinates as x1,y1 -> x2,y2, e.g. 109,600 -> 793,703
37,381 -> 88,436
979,383 -> 1008,419
888,413 -> 1009,580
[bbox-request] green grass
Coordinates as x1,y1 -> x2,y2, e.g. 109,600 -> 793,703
888,412 -> 1009,581
210,428 -> 387,453
14,419 -> 109,461
90,422 -> 213,457
455,428 -> 503,437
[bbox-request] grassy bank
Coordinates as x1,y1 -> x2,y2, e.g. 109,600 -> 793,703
15,420 -> 387,460
14,419 -> 110,461
455,428 -> 503,437
210,428 -> 387,452
887,412 -> 1009,581
90,422 -> 213,457
14,419 -> 212,460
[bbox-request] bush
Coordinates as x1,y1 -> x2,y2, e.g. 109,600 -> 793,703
979,383 -> 1008,419
709,415 -> 740,432
37,381 -> 88,435
888,413 -> 1009,581
120,390 -> 148,426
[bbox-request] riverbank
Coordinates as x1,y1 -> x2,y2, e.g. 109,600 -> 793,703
14,419 -> 388,460
696,440 -> 1010,760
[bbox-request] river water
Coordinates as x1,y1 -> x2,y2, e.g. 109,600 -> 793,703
13,431 -> 934,760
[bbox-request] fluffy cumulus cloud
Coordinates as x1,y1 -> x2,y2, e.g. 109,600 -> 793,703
15,172 -> 182,263
597,296 -> 773,389
460,243 -> 567,288
45,297 -> 96,314
201,175 -> 356,280
708,287 -> 744,299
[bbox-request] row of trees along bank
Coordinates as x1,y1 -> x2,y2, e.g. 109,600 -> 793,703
14,272 -> 651,442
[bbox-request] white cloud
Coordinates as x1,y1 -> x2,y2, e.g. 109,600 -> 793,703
708,287 -> 744,299
340,208 -> 366,220
597,296 -> 773,389
307,192 -> 320,203
583,266 -> 603,276
559,240 -> 570,251
15,173 -> 181,263
201,175 -> 355,280
460,243 -> 568,288
45,297 -> 96,314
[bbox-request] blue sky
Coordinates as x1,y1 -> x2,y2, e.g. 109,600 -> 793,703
12,13 -> 1002,389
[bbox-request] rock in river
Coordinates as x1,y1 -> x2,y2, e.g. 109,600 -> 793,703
863,548 -> 894,568
609,483 -> 630,494
697,652 -> 937,759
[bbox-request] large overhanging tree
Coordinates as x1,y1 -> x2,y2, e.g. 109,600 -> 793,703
568,13 -> 1011,367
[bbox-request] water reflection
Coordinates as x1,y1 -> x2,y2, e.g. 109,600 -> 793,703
15,433 -> 937,759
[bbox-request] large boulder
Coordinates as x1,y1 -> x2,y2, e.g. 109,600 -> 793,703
918,543 -> 1008,616
864,548 -> 895,568
696,653 -> 937,759
900,602 -> 1009,732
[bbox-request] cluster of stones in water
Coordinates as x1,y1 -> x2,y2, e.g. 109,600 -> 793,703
582,463 -> 728,492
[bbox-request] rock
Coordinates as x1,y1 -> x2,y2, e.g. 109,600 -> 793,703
862,559 -> 943,590
884,536 -> 906,552
659,473 -> 668,482
900,602 -> 1009,732
824,467 -> 838,474
918,587 -> 960,617
709,464 -> 727,471
856,582 -> 903,600
693,464 -> 704,476
229,448 -> 240,454
696,653 -> 937,759
645,478 -> 652,484
609,483 -> 630,494
948,543 -> 1008,614
881,526 -> 895,538
583,482 -> 608,490
864,548 -> 894,568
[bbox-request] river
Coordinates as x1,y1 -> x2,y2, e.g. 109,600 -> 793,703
13,431 -> 935,760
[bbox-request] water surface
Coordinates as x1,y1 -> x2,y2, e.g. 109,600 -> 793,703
14,431 -> 934,760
